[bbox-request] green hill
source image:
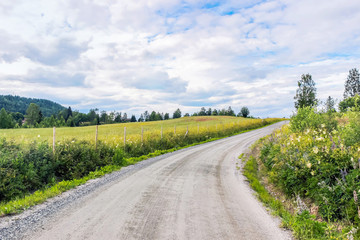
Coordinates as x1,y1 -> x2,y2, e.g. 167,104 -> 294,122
0,95 -> 66,117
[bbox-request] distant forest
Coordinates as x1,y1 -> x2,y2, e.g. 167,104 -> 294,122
0,95 -> 65,117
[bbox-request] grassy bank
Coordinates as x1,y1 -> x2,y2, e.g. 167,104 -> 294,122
243,107 -> 360,239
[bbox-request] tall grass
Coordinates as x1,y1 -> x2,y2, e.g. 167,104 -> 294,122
0,116 -> 279,146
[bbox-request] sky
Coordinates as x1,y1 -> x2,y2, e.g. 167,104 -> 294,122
0,0 -> 360,118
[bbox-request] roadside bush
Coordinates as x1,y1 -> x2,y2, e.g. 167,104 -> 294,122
258,108 -> 360,228
290,107 -> 322,132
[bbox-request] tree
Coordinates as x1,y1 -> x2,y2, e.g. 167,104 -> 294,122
184,113 -> 190,117
344,68 -> 360,99
66,116 -> 75,127
130,115 -> 137,122
100,110 -> 107,123
240,107 -> 250,118
199,107 -> 206,116
143,111 -> 150,121
226,106 -> 235,116
0,108 -> 14,128
164,113 -> 170,120
25,103 -> 42,126
65,106 -> 73,121
206,108 -> 212,116
339,95 -> 360,112
325,96 -> 336,112
173,108 -> 181,119
138,114 -> 144,122
294,74 -> 317,109
149,111 -> 157,121
122,113 -> 128,122
212,109 -> 218,116
114,112 -> 122,123
88,109 -> 99,123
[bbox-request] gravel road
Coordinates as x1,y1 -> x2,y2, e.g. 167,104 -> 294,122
1,121 -> 292,240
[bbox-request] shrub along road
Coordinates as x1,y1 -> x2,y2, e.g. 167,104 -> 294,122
2,121 -> 291,240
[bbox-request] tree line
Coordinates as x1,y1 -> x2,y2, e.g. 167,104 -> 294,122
294,68 -> 360,111
0,104 -> 251,129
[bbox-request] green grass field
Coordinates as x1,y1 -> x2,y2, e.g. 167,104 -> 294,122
0,116 -> 280,145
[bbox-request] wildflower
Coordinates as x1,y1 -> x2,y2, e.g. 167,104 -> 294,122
306,162 -> 312,168
38,135 -> 40,137
321,124 -> 325,128
354,190 -> 358,203
313,146 -> 319,154
324,146 -> 329,154
311,171 -> 315,176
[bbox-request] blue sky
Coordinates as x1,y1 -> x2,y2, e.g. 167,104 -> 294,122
0,0 -> 359,118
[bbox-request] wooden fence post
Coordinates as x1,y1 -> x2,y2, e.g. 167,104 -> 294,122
174,125 -> 176,134
161,126 -> 163,139
95,125 -> 98,149
185,126 -> 189,137
53,127 -> 56,154
197,124 -> 199,134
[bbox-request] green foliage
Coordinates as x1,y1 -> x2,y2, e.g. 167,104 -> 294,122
0,108 -> 15,129
173,108 -> 182,119
290,107 -> 322,132
290,107 -> 337,133
325,96 -> 336,113
25,103 -> 42,126
294,74 -> 317,109
256,109 -> 360,238
242,156 -> 340,239
240,106 -> 250,118
340,111 -> 360,146
339,95 -> 360,112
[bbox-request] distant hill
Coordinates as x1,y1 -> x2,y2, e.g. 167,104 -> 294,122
0,95 -> 66,117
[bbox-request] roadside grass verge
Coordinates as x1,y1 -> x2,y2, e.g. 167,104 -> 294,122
0,120 -> 282,217
242,148 -> 350,239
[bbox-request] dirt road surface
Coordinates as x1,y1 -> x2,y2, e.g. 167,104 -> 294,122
9,122 -> 292,240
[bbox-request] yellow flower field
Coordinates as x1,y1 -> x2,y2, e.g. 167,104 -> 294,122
0,116 -> 281,145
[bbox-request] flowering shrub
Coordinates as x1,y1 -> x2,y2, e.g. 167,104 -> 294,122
260,110 -> 360,227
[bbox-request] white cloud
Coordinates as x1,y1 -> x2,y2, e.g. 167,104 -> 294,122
0,0 -> 359,117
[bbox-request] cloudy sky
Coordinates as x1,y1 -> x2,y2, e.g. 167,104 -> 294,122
0,0 -> 359,118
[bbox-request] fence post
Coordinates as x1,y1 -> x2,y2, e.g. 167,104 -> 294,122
197,124 -> 199,134
124,127 -> 126,151
184,126 -> 189,137
95,125 -> 98,149
174,125 -> 176,134
53,127 -> 56,154
161,126 -> 163,139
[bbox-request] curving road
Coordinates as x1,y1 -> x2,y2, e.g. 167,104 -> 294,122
4,121 -> 292,240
